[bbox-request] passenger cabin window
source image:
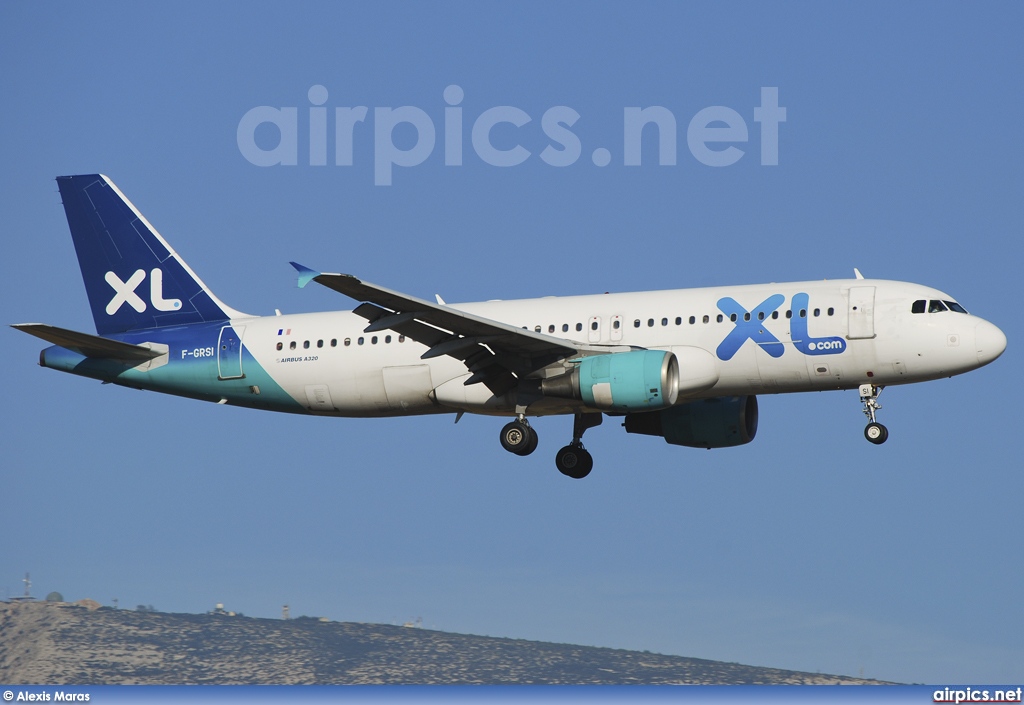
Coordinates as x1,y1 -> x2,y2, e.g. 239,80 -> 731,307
613,320 -> 621,329
575,323 -> 583,332
562,324 -> 569,332
344,338 -> 351,346
689,316 -> 696,324
290,341 -> 297,350
702,315 -> 710,324
634,319 -> 641,328
591,321 -> 598,330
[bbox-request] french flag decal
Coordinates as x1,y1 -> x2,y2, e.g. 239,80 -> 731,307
277,329 -> 291,335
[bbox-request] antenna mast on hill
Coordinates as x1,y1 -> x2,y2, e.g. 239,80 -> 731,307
10,573 -> 35,602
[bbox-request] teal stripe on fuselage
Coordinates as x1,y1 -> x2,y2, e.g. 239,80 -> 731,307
40,322 -> 305,413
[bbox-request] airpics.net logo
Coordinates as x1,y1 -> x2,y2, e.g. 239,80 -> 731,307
236,85 -> 786,186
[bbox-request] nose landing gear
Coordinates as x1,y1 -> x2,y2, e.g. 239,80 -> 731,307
859,383 -> 888,445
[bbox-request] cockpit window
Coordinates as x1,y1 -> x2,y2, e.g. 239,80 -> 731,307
913,299 -> 968,314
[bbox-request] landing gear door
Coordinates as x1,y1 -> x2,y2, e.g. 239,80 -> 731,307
217,325 -> 245,380
848,287 -> 876,340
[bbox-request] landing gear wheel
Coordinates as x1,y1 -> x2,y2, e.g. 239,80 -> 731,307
523,426 -> 539,456
500,420 -> 537,456
864,422 -> 888,445
555,444 -> 593,479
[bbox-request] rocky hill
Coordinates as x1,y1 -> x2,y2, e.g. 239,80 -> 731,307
0,601 -> 883,685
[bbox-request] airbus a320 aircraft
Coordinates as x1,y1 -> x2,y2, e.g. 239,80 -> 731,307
14,175 -> 1007,478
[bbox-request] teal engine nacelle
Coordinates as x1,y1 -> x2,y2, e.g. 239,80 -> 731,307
623,395 -> 758,449
541,350 -> 680,412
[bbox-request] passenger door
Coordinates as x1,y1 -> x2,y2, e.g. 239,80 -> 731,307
217,325 -> 245,380
848,287 -> 876,340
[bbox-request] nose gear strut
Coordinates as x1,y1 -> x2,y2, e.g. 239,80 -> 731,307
859,383 -> 888,445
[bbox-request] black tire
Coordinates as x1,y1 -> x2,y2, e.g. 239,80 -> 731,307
500,420 -> 535,455
522,426 -> 539,456
555,444 -> 594,479
864,422 -> 889,445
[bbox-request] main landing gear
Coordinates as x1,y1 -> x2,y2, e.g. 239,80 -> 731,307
499,416 -> 538,456
859,383 -> 888,445
554,412 -> 602,479
499,412 -> 602,479
554,443 -> 593,480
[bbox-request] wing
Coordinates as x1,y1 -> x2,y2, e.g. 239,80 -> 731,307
291,263 -> 581,395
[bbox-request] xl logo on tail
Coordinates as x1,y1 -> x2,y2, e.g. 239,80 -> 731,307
105,268 -> 182,315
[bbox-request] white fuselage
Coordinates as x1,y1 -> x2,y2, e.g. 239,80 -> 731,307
235,278 -> 1003,417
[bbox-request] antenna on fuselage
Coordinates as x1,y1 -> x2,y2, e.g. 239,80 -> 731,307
854,268 -> 865,280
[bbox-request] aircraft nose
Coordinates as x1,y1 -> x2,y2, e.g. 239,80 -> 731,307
975,320 -> 1007,365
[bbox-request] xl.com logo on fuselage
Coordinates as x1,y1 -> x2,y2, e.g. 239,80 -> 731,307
716,292 -> 847,361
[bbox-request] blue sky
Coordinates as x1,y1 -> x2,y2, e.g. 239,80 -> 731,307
2,1 -> 1022,685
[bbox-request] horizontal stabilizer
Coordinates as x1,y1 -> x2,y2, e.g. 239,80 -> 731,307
11,323 -> 163,361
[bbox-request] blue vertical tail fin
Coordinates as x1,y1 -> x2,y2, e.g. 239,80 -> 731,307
57,174 -> 248,335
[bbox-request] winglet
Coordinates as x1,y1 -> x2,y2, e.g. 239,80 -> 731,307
290,262 -> 321,289
854,268 -> 865,280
